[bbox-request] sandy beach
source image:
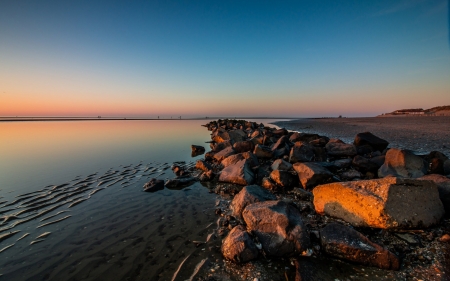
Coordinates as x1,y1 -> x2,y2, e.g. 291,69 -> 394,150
274,116 -> 450,157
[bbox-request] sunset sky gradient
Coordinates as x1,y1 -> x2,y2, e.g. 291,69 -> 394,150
1,0 -> 449,117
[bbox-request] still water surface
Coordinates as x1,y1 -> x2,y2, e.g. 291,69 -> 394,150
0,119 -> 283,281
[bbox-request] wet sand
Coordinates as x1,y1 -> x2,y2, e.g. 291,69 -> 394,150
273,116 -> 450,156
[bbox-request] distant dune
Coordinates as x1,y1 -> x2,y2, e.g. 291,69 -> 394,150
379,105 -> 450,117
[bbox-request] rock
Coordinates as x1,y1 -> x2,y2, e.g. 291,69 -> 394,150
313,177 -> 445,229
424,151 -> 449,174
378,148 -> 427,178
269,170 -> 298,188
250,136 -> 264,146
272,128 -> 288,137
318,159 -> 352,172
191,145 -> 205,153
320,223 -> 399,270
271,159 -> 293,171
165,176 -> 198,189
222,225 -> 259,263
199,170 -> 214,181
356,144 -> 374,155
440,234 -> 450,243
228,129 -> 246,143
261,177 -> 280,192
233,141 -> 255,153
143,178 -> 165,192
325,142 -> 357,157
293,162 -> 333,189
271,135 -> 288,151
230,185 -> 276,219
354,132 -> 389,152
213,146 -> 236,162
444,159 -> 450,175
212,129 -> 231,143
309,137 -> 329,147
195,159 -> 212,172
253,144 -> 274,159
289,142 -> 315,163
289,132 -> 320,143
218,159 -> 255,186
312,147 -> 327,162
352,155 -> 380,172
211,140 -> 232,153
290,187 -> 313,201
341,169 -> 362,180
418,174 -> 450,215
222,152 -> 258,168
242,200 -> 311,257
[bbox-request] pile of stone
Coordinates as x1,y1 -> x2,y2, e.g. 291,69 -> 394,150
194,119 -> 450,274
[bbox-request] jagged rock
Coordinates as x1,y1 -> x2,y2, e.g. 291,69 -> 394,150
253,144 -> 274,158
212,129 -> 231,143
222,225 -> 259,263
242,200 -> 311,257
195,159 -> 212,172
289,142 -> 315,163
199,170 -> 214,181
191,145 -> 205,153
424,151 -> 449,175
222,152 -> 258,168
269,170 -> 298,188
313,177 -> 445,229
418,174 -> 450,215
213,146 -> 236,162
250,136 -> 264,146
233,141 -> 255,153
341,169 -> 362,180
356,144 -> 374,155
218,159 -> 255,186
271,159 -> 293,171
309,137 -> 329,147
272,128 -> 288,137
326,142 -> 357,157
143,178 -> 164,192
378,148 -> 427,178
230,185 -> 276,219
261,177 -> 279,192
271,135 -> 288,151
228,129 -> 246,143
352,155 -> 380,172
293,162 -> 333,189
289,132 -> 320,143
354,132 -> 389,152
211,140 -> 232,153
320,223 -> 399,270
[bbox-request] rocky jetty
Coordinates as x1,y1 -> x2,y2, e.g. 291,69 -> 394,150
193,119 -> 450,280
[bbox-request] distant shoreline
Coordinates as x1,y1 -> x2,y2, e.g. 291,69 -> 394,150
0,116 -> 299,122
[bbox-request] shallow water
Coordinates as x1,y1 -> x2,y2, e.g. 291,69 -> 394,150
0,119 -> 285,280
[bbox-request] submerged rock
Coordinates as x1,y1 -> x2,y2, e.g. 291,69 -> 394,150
222,225 -> 258,263
242,200 -> 311,257
165,176 -> 198,189
320,223 -> 399,270
191,145 -> 205,156
143,178 -> 165,192
378,148 -> 427,178
313,177 -> 445,229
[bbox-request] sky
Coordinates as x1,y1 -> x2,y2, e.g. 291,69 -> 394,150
0,0 -> 449,118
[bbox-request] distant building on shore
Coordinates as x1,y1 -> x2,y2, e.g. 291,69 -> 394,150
379,105 -> 450,117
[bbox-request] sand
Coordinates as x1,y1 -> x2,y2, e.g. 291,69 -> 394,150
273,116 -> 450,156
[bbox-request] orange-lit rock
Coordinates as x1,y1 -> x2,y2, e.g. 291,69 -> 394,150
293,162 -> 333,189
222,225 -> 259,263
218,158 -> 254,186
378,148 -> 427,178
313,177 -> 445,229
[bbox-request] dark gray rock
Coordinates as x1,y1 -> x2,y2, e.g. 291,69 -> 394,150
320,223 -> 399,270
230,185 -> 276,219
143,178 -> 164,192
326,142 -> 357,157
354,132 -> 389,152
293,162 -> 333,189
289,141 -> 315,163
222,225 -> 259,263
269,170 -> 298,188
378,148 -> 427,178
253,144 -> 274,159
271,159 -> 293,171
233,141 -> 255,153
242,200 -> 311,257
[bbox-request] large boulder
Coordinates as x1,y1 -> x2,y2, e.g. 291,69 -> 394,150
289,132 -> 320,143
233,141 -> 255,153
271,135 -> 288,151
222,152 -> 258,168
418,174 -> 450,215
289,142 -> 315,163
354,132 -> 389,152
269,170 -> 298,188
352,155 -> 381,172
213,146 -> 236,162
313,177 -> 445,229
325,142 -> 357,157
219,159 -> 255,186
271,159 -> 293,171
228,129 -> 246,144
320,223 -> 399,270
242,200 -> 311,257
230,185 -> 276,219
253,144 -> 274,159
378,148 -> 427,178
222,225 -> 258,263
293,162 -> 333,189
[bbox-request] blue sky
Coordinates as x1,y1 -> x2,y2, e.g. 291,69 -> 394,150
0,0 -> 449,117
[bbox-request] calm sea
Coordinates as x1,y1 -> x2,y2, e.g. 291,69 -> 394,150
0,119 -> 284,281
